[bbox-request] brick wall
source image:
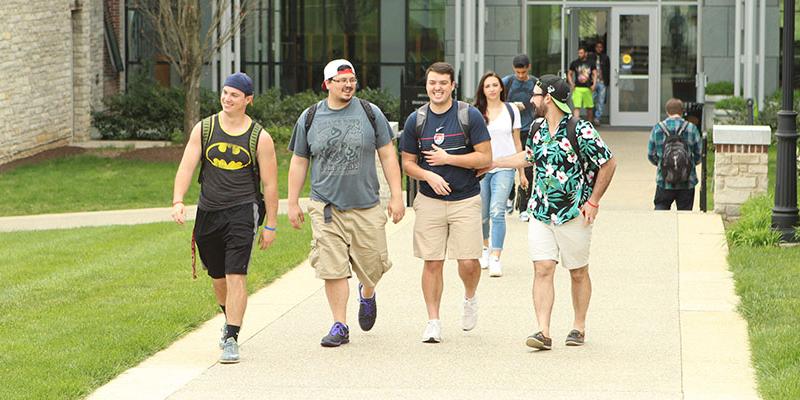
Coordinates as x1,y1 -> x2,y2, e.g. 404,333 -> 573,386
712,125 -> 772,219
0,0 -> 104,165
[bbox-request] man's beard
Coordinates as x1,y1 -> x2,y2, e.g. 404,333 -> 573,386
533,102 -> 547,118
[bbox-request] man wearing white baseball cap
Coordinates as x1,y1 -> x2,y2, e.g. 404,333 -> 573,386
287,59 -> 405,347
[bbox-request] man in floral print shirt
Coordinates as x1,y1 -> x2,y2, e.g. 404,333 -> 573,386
488,74 -> 616,350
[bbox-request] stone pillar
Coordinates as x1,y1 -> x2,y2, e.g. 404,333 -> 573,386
376,121 -> 400,208
713,125 -> 771,218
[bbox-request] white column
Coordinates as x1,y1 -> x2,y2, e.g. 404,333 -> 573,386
734,0 -> 741,96
478,0 -> 485,81
274,0 -> 281,89
464,0 -> 476,97
743,0 -> 755,100
455,0 -> 462,81
757,0 -> 766,109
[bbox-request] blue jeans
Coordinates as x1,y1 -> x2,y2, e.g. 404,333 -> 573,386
593,81 -> 607,120
480,169 -> 516,251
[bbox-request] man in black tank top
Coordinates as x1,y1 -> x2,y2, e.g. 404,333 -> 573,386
171,72 -> 279,364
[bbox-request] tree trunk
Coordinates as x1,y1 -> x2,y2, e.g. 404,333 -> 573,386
183,75 -> 200,143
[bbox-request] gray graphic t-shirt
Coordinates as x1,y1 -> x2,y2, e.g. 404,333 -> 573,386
288,97 -> 393,210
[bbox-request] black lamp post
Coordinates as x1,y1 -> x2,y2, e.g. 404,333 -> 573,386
772,0 -> 800,241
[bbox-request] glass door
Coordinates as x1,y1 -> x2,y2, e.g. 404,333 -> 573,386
610,7 -> 659,126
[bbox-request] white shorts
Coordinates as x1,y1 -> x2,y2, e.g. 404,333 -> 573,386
528,216 -> 592,269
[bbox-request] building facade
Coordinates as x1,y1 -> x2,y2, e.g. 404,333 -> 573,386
0,0 -> 786,163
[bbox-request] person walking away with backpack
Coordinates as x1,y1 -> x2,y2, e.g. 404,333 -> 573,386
647,98 -> 702,210
502,55 -> 538,220
474,72 -> 523,277
400,62 -> 492,343
171,72 -> 279,364
287,59 -> 405,348
484,74 -> 616,350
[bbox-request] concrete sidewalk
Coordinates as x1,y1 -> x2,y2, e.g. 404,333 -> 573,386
83,130 -> 760,399
0,199 -> 311,232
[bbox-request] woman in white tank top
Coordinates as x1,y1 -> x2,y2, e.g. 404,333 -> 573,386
473,71 -> 523,277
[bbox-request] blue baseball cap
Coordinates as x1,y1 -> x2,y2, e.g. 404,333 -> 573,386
223,72 -> 254,96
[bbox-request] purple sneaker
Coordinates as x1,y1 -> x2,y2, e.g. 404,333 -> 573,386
357,283 -> 377,331
321,322 -> 350,347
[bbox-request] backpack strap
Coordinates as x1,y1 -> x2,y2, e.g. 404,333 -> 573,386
303,100 -> 325,133
456,100 -> 471,146
504,102 -> 515,126
676,120 -> 689,137
566,116 -> 584,168
414,103 -> 429,153
249,121 -> 263,192
502,75 -> 512,91
658,121 -> 673,137
358,98 -> 378,133
197,115 -> 215,184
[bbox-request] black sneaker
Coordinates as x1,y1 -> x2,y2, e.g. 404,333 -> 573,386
321,322 -> 350,347
565,329 -> 585,346
357,283 -> 377,331
525,331 -> 552,350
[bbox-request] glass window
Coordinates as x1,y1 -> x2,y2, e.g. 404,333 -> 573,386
406,0 -> 445,85
527,5 -> 562,77
242,0 -> 381,94
660,5 -> 698,112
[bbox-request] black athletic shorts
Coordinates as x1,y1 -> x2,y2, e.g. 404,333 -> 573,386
194,202 -> 260,279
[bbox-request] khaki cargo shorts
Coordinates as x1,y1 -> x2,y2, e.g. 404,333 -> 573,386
307,199 -> 391,287
412,193 -> 483,260
528,216 -> 592,269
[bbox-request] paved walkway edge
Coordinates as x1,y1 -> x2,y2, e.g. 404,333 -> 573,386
0,199 -> 312,232
85,213 -> 412,400
677,212 -> 760,400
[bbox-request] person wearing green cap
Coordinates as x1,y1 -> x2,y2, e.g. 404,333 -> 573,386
485,74 -> 616,350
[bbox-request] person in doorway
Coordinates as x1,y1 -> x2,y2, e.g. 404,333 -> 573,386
487,74 -> 616,350
172,72 -> 279,364
474,71 -> 523,277
400,62 -> 492,343
591,41 -> 610,126
567,47 -> 598,121
502,54 -> 536,220
647,98 -> 702,210
287,59 -> 405,347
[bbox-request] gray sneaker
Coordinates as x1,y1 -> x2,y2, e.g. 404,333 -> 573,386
565,329 -> 585,346
219,322 -> 227,349
219,337 -> 240,364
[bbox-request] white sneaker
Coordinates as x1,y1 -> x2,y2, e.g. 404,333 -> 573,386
479,247 -> 489,269
519,212 -> 529,222
462,296 -> 478,331
422,320 -> 442,343
489,256 -> 502,277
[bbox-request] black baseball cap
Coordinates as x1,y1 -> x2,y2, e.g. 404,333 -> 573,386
535,74 -> 571,114
512,54 -> 530,68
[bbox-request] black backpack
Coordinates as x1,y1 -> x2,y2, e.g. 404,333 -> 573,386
528,116 -> 594,187
658,120 -> 692,185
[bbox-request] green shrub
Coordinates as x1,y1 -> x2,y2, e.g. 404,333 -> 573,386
357,87 -> 401,122
266,125 -> 293,144
715,96 -> 746,110
706,81 -> 734,95
92,72 -> 220,140
726,194 -> 783,247
757,89 -> 800,131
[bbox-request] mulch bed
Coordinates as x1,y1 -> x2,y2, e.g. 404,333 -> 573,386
0,145 -> 185,173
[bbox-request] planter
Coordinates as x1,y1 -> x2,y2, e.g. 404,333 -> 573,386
704,94 -> 730,104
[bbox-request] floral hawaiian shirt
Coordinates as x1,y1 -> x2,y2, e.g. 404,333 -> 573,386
524,115 -> 613,225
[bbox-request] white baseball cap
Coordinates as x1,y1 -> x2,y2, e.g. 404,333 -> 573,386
322,59 -> 356,89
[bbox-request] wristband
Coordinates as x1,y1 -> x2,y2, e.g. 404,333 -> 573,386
586,200 -> 599,209
172,200 -> 184,206
263,225 -> 277,232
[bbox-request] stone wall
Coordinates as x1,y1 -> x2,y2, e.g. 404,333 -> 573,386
0,0 -> 104,165
713,125 -> 771,218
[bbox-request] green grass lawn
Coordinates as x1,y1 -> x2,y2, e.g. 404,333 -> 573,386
725,144 -> 800,399
0,217 -> 311,400
0,146 -> 309,217
728,245 -> 800,400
